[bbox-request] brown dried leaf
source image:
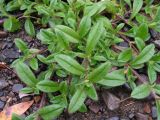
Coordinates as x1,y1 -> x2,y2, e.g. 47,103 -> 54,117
0,100 -> 34,120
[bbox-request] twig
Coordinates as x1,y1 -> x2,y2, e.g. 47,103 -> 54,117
119,34 -> 139,54
26,48 -> 48,60
36,93 -> 46,120
18,16 -> 39,20
130,68 -> 146,83
0,30 -> 8,38
0,62 -> 17,75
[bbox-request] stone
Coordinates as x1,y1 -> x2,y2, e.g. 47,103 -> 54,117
144,103 -> 151,114
0,100 -> 5,109
154,40 -> 160,48
0,96 -> 7,102
119,42 -> 129,47
129,113 -> 134,119
107,117 -> 119,120
151,106 -> 157,118
0,79 -> 8,89
3,48 -> 19,59
0,91 -> 4,97
12,84 -> 23,93
102,91 -> 120,111
135,113 -> 149,120
89,104 -> 100,113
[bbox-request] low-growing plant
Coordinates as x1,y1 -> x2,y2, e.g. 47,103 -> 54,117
1,0 -> 160,120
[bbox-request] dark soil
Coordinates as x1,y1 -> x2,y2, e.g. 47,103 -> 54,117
0,28 -> 160,120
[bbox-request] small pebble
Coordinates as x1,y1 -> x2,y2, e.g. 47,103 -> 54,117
135,113 -> 148,120
89,104 -> 100,113
152,106 -> 157,118
0,79 -> 8,89
12,84 -> 23,93
118,42 -> 129,47
129,113 -> 134,119
0,91 -> 4,97
108,116 -> 119,120
0,96 -> 7,101
0,100 -> 5,109
102,91 -> 120,111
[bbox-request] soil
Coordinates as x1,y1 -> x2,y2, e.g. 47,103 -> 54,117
0,23 -> 160,120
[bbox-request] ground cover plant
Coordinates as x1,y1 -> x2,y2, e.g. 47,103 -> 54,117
1,0 -> 160,119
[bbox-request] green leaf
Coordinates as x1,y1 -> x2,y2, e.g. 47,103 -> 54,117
38,104 -> 64,120
135,37 -> 145,51
79,103 -> 87,113
130,0 -> 143,19
156,100 -> 160,120
135,23 -> 150,41
3,17 -> 20,32
85,84 -> 98,101
55,54 -> 85,75
35,5 -> 51,16
131,84 -> 151,99
25,19 -> 35,37
153,63 -> 160,72
20,87 -> 34,94
78,16 -> 91,38
12,113 -> 23,120
88,62 -> 111,82
151,53 -> 160,62
68,87 -> 87,113
148,62 -> 157,84
15,62 -> 38,87
86,20 -> 103,55
154,7 -> 160,22
131,44 -> 155,66
29,58 -> 38,71
124,0 -> 131,8
55,25 -> 80,43
118,48 -> 132,62
15,38 -> 28,52
25,113 -> 37,120
153,84 -> 160,95
59,81 -> 68,95
37,29 -> 56,44
36,80 -> 59,93
97,69 -> 126,87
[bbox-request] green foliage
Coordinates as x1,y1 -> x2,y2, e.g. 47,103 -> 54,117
131,84 -> 151,99
1,0 -> 160,119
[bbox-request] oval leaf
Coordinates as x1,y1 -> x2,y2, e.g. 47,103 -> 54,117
68,87 -> 87,113
55,54 -> 85,75
78,16 -> 91,38
36,80 -> 59,93
25,19 -> 35,37
38,104 -> 64,120
97,69 -> 126,87
131,44 -> 155,66
131,84 -> 151,99
15,62 -> 38,87
130,0 -> 143,19
86,21 -> 103,55
88,62 -> 111,82
55,25 -> 80,43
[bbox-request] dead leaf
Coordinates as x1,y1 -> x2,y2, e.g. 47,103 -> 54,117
0,100 -> 34,120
